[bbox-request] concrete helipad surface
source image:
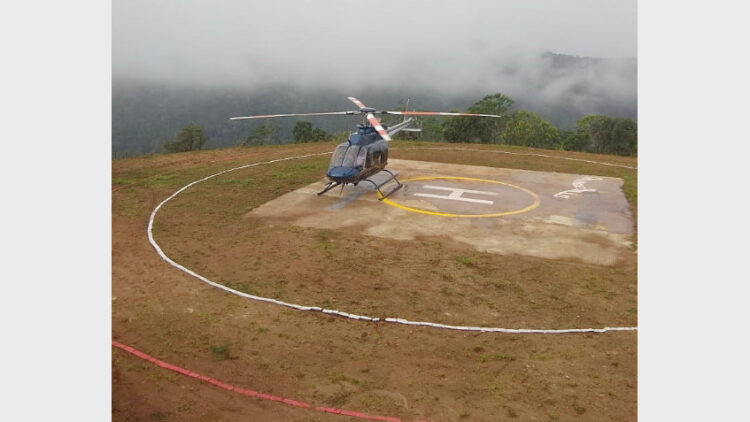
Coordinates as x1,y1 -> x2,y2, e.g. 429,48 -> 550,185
248,159 -> 634,265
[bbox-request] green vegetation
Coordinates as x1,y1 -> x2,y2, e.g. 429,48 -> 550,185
210,344 -> 230,361
241,121 -> 279,146
443,93 -> 514,143
570,114 -> 637,155
573,403 -> 587,415
391,92 -> 637,156
292,120 -> 329,143
501,110 -> 559,148
455,256 -> 477,267
126,89 -> 636,157
163,123 -> 207,153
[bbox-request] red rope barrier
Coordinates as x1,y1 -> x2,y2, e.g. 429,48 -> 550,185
112,340 -> 435,421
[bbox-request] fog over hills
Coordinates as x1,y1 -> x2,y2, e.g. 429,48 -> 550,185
113,51 -> 636,157
113,1 -> 636,157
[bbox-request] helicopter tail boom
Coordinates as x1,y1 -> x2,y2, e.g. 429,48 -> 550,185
385,118 -> 416,137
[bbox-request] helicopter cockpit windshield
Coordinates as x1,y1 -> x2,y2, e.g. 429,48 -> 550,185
327,143 -> 367,179
330,143 -> 366,168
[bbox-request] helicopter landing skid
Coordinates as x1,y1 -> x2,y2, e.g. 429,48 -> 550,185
364,169 -> 403,201
316,181 -> 341,196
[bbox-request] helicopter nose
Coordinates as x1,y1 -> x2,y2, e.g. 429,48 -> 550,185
327,166 -> 358,179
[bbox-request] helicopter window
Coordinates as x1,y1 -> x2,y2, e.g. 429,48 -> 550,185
342,146 -> 365,168
330,144 -> 349,167
329,144 -> 366,168
355,148 -> 367,167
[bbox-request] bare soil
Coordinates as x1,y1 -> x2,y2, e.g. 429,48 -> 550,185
112,142 -> 637,421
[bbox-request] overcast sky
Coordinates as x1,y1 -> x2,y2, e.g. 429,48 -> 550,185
113,0 -> 636,89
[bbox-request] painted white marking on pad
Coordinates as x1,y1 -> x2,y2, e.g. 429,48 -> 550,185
554,177 -> 604,199
414,185 -> 497,205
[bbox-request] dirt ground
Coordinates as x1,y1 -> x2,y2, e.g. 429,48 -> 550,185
112,142 -> 638,421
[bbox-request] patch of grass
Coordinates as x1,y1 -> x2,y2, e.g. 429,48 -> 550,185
573,403 -> 587,415
210,344 -> 230,361
224,282 -> 258,296
314,230 -> 338,256
149,411 -> 173,420
328,371 -> 346,382
486,278 -> 525,294
113,177 -> 136,186
493,353 -> 517,362
143,172 -> 180,187
533,353 -> 553,361
455,256 -> 476,266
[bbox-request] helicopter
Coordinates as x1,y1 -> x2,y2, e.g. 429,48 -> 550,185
230,97 -> 502,199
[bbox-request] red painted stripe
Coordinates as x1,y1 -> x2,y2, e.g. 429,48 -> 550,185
348,97 -> 367,109
112,340 -> 434,421
365,114 -> 391,141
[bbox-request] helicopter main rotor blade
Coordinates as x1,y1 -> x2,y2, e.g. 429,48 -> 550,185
366,113 -> 392,141
381,111 -> 503,118
347,97 -> 369,110
229,111 -> 356,121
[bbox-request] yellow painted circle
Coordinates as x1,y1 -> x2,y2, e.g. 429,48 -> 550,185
380,176 -> 540,218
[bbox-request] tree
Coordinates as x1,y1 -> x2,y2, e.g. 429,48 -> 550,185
555,129 -> 587,151
293,121 -> 328,143
311,127 -> 328,142
442,110 -> 486,143
442,93 -> 514,143
609,117 -> 637,156
575,115 -> 637,155
575,114 -> 607,152
416,116 -> 443,141
500,110 -> 559,148
242,121 -> 278,146
163,123 -> 207,153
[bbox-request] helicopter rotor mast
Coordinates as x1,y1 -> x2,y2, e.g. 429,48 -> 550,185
347,97 -> 393,142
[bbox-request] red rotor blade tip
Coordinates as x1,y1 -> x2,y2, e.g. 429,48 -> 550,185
347,97 -> 368,109
366,113 -> 392,141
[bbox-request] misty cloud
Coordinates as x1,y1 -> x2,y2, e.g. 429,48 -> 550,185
112,1 -> 636,156
113,0 -> 636,90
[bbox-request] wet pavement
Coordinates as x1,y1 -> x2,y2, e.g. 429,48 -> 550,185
248,159 -> 634,265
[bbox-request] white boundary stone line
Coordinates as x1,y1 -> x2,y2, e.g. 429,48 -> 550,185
147,151 -> 637,334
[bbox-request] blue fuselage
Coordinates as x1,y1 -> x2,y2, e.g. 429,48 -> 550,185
326,125 -> 388,182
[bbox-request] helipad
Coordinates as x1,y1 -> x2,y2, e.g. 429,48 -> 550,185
247,159 -> 634,265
